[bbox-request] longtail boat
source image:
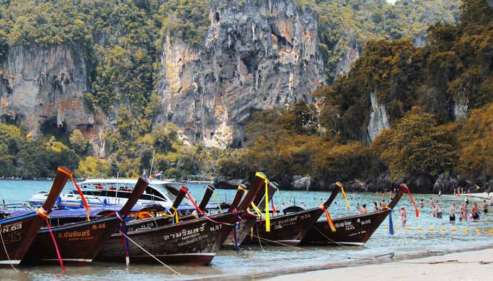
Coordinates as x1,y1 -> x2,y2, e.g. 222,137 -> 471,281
23,178 -> 149,264
301,184 -> 410,246
222,181 -> 274,248
242,176 -> 341,246
97,179 -> 262,265
0,167 -> 71,266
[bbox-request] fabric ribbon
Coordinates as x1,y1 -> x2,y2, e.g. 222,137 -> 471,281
405,190 -> 420,218
171,207 -> 180,224
388,209 -> 395,235
336,181 -> 351,210
70,176 -> 91,222
320,204 -> 336,232
43,217 -> 65,272
185,192 -> 205,216
255,172 -> 270,232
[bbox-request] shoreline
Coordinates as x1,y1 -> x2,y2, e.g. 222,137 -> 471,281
187,243 -> 493,281
262,246 -> 493,281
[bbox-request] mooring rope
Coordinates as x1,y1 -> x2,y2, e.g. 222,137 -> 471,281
250,234 -> 304,250
118,231 -> 181,276
312,225 -> 346,246
0,227 -> 18,272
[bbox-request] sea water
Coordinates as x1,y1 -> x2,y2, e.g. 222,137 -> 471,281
1,181 -> 493,281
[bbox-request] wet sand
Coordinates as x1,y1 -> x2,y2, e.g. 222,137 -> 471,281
262,247 -> 493,281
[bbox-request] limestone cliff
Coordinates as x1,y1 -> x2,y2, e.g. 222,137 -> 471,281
0,45 -> 105,154
156,0 -> 324,147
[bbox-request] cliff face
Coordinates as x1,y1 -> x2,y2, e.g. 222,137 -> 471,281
157,0 -> 324,147
0,45 -> 105,153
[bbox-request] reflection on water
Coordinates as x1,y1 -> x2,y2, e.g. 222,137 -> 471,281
1,181 -> 493,281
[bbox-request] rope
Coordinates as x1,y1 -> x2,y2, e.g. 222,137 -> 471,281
255,226 -> 264,251
0,227 -> 18,271
250,234 -> 304,250
312,224 -> 346,246
116,212 -> 130,267
118,231 -> 181,275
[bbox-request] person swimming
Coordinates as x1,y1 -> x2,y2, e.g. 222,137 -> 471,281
359,204 -> 368,215
483,200 -> 489,214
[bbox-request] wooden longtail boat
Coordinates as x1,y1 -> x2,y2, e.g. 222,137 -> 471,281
222,182 -> 275,248
301,184 -> 409,246
23,178 -> 149,264
242,179 -> 341,246
97,179 -> 262,265
0,167 -> 71,266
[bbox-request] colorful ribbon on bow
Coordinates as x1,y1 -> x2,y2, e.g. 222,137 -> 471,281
405,188 -> 420,218
185,192 -> 205,216
70,176 -> 91,222
37,208 -> 65,272
256,172 -> 271,232
320,204 -> 336,232
388,209 -> 395,235
336,181 -> 351,210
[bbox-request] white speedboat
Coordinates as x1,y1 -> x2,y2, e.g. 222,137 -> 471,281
462,192 -> 493,201
29,178 -> 188,210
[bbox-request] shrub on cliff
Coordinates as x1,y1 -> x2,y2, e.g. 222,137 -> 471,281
372,107 -> 457,181
457,102 -> 493,181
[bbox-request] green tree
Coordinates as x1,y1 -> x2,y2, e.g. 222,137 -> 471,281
457,103 -> 493,180
372,107 -> 457,180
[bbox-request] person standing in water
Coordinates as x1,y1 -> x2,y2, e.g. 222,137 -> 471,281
460,202 -> 468,222
472,202 -> 480,220
482,200 -> 489,214
400,207 -> 407,227
449,203 -> 456,223
373,202 -> 379,212
436,202 -> 443,219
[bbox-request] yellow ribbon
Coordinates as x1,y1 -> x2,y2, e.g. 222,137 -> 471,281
336,181 -> 350,210
256,172 -> 271,233
171,207 -> 179,224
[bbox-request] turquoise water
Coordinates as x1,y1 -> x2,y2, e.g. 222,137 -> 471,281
1,181 -> 493,281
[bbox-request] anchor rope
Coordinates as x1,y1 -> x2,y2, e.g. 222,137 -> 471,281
0,227 -> 18,272
118,231 -> 181,275
311,225 -> 346,246
250,234 -> 304,250
115,212 -> 130,267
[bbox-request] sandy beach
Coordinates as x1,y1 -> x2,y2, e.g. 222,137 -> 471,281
262,248 -> 493,281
